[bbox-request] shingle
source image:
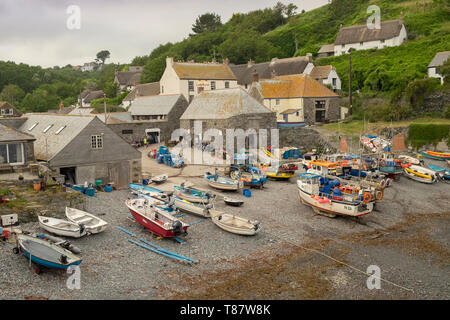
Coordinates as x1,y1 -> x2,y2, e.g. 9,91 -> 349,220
335,19 -> 405,45
180,88 -> 271,120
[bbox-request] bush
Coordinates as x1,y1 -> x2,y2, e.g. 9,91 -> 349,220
407,124 -> 450,149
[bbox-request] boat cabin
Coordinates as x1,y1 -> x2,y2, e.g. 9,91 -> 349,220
307,160 -> 338,176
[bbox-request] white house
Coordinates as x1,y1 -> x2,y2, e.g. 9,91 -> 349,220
159,57 -> 238,102
81,62 -> 96,72
428,51 -> 450,85
334,19 -> 407,56
309,65 -> 342,91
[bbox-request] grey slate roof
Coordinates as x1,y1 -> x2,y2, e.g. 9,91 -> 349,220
428,51 -> 450,68
129,94 -> 182,116
18,114 -> 95,161
123,82 -> 160,101
229,56 -> 311,86
335,19 -> 405,45
180,88 -> 271,120
0,123 -> 35,142
97,112 -> 134,124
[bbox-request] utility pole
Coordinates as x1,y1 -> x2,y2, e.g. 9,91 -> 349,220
103,93 -> 107,123
348,53 -> 352,117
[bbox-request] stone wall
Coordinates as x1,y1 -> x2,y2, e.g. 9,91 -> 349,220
303,97 -> 341,125
421,90 -> 450,114
279,126 -> 336,152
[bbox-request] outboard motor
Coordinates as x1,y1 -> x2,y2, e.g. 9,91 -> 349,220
59,254 -> 68,264
172,220 -> 184,235
252,220 -> 260,230
79,224 -> 86,235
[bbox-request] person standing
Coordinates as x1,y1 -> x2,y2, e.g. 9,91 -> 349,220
143,137 -> 147,148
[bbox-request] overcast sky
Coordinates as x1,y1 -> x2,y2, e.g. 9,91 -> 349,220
0,0 -> 329,68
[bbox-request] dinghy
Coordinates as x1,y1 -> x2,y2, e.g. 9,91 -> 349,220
126,198 -> 188,238
223,197 -> 244,207
420,151 -> 450,161
205,172 -> 243,191
398,155 -> 421,165
173,184 -> 215,203
210,210 -> 260,236
129,183 -> 163,194
38,216 -> 86,238
151,174 -> 168,184
15,234 -> 82,271
428,164 -> 450,180
403,165 -> 437,184
65,207 -> 108,234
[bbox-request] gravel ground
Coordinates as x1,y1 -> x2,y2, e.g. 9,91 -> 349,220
0,155 -> 449,300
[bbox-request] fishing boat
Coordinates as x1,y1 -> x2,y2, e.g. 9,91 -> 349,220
378,152 -> 404,177
125,198 -> 188,238
229,165 -> 267,188
151,174 -> 168,184
403,165 -> 437,184
65,207 -> 108,234
297,173 -> 374,218
428,164 -> 450,180
38,216 -> 87,238
15,234 -> 82,272
398,155 -> 421,165
136,191 -> 176,212
266,163 -> 297,180
173,184 -> 215,203
223,197 -> 244,207
210,210 -> 260,236
128,183 -> 163,194
420,150 -> 450,161
205,172 -> 243,191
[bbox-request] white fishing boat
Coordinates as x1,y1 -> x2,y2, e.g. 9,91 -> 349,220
210,210 -> 260,236
38,216 -> 87,238
65,207 -> 108,234
403,165 -> 437,184
398,155 -> 421,165
297,173 -> 374,218
204,172 -> 243,191
151,173 -> 168,184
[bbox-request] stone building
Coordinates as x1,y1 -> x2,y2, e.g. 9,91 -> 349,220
101,94 -> 188,145
0,102 -> 23,118
114,68 -> 142,93
18,114 -> 141,186
249,74 -> 341,125
309,65 -> 341,91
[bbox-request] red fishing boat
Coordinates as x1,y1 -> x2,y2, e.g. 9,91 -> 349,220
125,199 -> 188,238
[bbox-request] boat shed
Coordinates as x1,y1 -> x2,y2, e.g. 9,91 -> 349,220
18,113 -> 142,186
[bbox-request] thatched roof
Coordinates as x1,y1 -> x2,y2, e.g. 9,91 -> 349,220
335,19 -> 405,45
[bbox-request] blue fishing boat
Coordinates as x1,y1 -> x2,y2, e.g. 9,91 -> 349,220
16,234 -> 82,273
428,164 -> 450,180
173,184 -> 215,203
128,183 -> 163,194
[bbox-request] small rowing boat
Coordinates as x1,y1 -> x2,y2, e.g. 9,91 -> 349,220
173,184 -> 215,203
65,207 -> 108,234
428,164 -> 450,180
223,197 -> 244,207
129,183 -> 163,194
38,216 -> 86,238
205,172 -> 243,191
404,165 -> 437,184
420,150 -> 450,161
151,174 -> 168,184
126,198 -> 188,238
398,155 -> 421,165
15,234 -> 82,271
210,210 -> 260,236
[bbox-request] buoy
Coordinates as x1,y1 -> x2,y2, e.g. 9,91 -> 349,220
363,192 -> 371,204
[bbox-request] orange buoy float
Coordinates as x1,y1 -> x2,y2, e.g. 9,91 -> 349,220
363,192 -> 371,204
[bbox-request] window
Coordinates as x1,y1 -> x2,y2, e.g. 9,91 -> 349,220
296,111 -> 300,117
161,86 -> 164,94
211,81 -> 216,90
276,99 -> 280,105
315,100 -> 326,109
225,82 -> 229,89
360,42 -> 363,46
43,124 -> 53,133
188,81 -> 194,91
55,126 -> 66,135
341,44 -> 345,49
91,135 -> 103,149
381,39 -> 385,44
28,123 -> 38,131
332,78 -> 337,86
0,143 -> 24,164
245,84 -> 248,89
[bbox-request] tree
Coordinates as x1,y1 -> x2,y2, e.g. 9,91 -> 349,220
0,84 -> 25,105
438,58 -> 450,86
285,3 -> 298,17
191,13 -> 222,35
141,55 -> 168,83
96,50 -> 111,65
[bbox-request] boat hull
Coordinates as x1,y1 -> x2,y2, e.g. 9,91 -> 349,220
174,198 -> 211,217
421,151 -> 450,161
65,208 -> 108,235
211,212 -> 260,236
404,168 -> 436,184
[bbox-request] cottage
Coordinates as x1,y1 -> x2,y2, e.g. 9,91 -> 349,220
309,66 -> 341,91
180,88 -> 276,150
78,90 -> 105,108
428,51 -> 450,85
160,57 -> 238,102
249,74 -> 341,125
317,44 -> 335,59
18,114 -> 142,186
229,55 -> 315,90
101,94 -> 188,145
0,102 -> 22,118
121,82 -> 160,108
114,69 -> 142,93
0,123 -> 36,172
81,62 -> 96,72
334,19 -> 407,56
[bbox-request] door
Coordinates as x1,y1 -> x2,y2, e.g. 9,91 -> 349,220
315,110 -> 326,123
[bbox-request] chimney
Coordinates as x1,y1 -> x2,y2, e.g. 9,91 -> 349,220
306,53 -> 313,62
223,58 -> 230,65
248,59 -> 254,68
59,103 -> 64,111
252,69 -> 259,83
166,56 -> 174,67
114,68 -> 118,76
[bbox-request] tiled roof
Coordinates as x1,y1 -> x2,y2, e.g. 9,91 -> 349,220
0,123 -> 35,142
180,88 -> 271,120
173,62 -> 236,80
428,51 -> 450,68
123,82 -> 160,101
335,19 -> 405,45
258,74 -> 339,99
310,66 -> 334,79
